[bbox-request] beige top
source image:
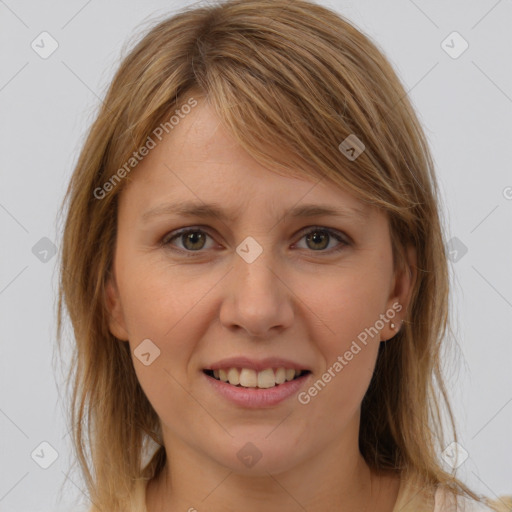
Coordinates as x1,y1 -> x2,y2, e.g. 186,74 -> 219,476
91,474 -> 505,512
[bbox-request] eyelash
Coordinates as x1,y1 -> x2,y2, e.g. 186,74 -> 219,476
160,226 -> 350,258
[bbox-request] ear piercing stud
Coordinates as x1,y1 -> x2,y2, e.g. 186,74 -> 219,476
389,320 -> 404,329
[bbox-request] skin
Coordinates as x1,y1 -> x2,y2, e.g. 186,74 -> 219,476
106,96 -> 417,512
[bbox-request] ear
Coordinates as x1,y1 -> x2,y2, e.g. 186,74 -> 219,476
105,273 -> 130,341
381,244 -> 417,341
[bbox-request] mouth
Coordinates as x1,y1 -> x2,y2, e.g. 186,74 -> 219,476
203,367 -> 311,389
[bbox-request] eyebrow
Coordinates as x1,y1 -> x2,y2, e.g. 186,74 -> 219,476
141,200 -> 369,224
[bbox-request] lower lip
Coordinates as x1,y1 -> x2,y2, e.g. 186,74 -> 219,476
203,371 -> 311,408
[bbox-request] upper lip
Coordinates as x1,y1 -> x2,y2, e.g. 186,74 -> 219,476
205,356 -> 311,372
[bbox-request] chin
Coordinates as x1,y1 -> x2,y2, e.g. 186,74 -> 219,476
209,434 -> 307,476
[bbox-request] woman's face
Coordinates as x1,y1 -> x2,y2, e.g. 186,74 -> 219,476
106,98 -> 415,476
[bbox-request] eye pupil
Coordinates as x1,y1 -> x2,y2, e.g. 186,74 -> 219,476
183,231 -> 206,250
307,230 -> 329,250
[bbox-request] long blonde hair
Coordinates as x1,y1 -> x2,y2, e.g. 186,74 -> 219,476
57,0 -> 499,510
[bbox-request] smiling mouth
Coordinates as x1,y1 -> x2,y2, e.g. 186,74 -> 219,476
203,368 -> 311,389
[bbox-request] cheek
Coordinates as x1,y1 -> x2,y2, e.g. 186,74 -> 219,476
301,350 -> 378,435
306,268 -> 389,345
299,270 -> 386,407
301,289 -> 382,425
119,263 -> 209,427
117,256 -> 211,343
117,259 -> 221,414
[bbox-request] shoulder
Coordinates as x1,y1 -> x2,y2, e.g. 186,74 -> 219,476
434,486 -> 512,512
392,472 -> 511,512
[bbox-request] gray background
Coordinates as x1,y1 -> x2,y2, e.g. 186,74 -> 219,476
1,0 -> 511,510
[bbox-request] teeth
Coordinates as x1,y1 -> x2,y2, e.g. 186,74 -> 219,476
239,368 -> 257,387
210,367 -> 305,388
227,368 -> 240,385
275,367 -> 286,385
257,368 -> 275,389
285,368 -> 296,382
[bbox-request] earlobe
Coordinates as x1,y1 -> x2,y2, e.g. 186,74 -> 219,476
105,276 -> 130,341
383,245 -> 417,342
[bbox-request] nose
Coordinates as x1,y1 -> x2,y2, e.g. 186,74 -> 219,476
219,245 -> 294,338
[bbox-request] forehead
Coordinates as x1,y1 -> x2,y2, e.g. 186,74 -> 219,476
119,99 -> 375,223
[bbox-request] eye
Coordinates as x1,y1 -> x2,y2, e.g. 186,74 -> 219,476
161,226 -> 350,257
293,226 -> 349,253
161,228 -> 215,254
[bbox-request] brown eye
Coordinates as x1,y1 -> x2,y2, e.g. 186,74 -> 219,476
161,225 -> 349,258
180,231 -> 207,251
305,230 -> 330,250
162,228 -> 213,253
295,227 -> 349,253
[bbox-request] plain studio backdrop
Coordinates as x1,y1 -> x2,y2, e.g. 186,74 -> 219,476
0,0 -> 511,510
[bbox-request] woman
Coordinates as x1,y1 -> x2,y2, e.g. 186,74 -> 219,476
57,1 -> 511,510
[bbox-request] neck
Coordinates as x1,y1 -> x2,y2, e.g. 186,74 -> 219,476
146,435 -> 379,512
